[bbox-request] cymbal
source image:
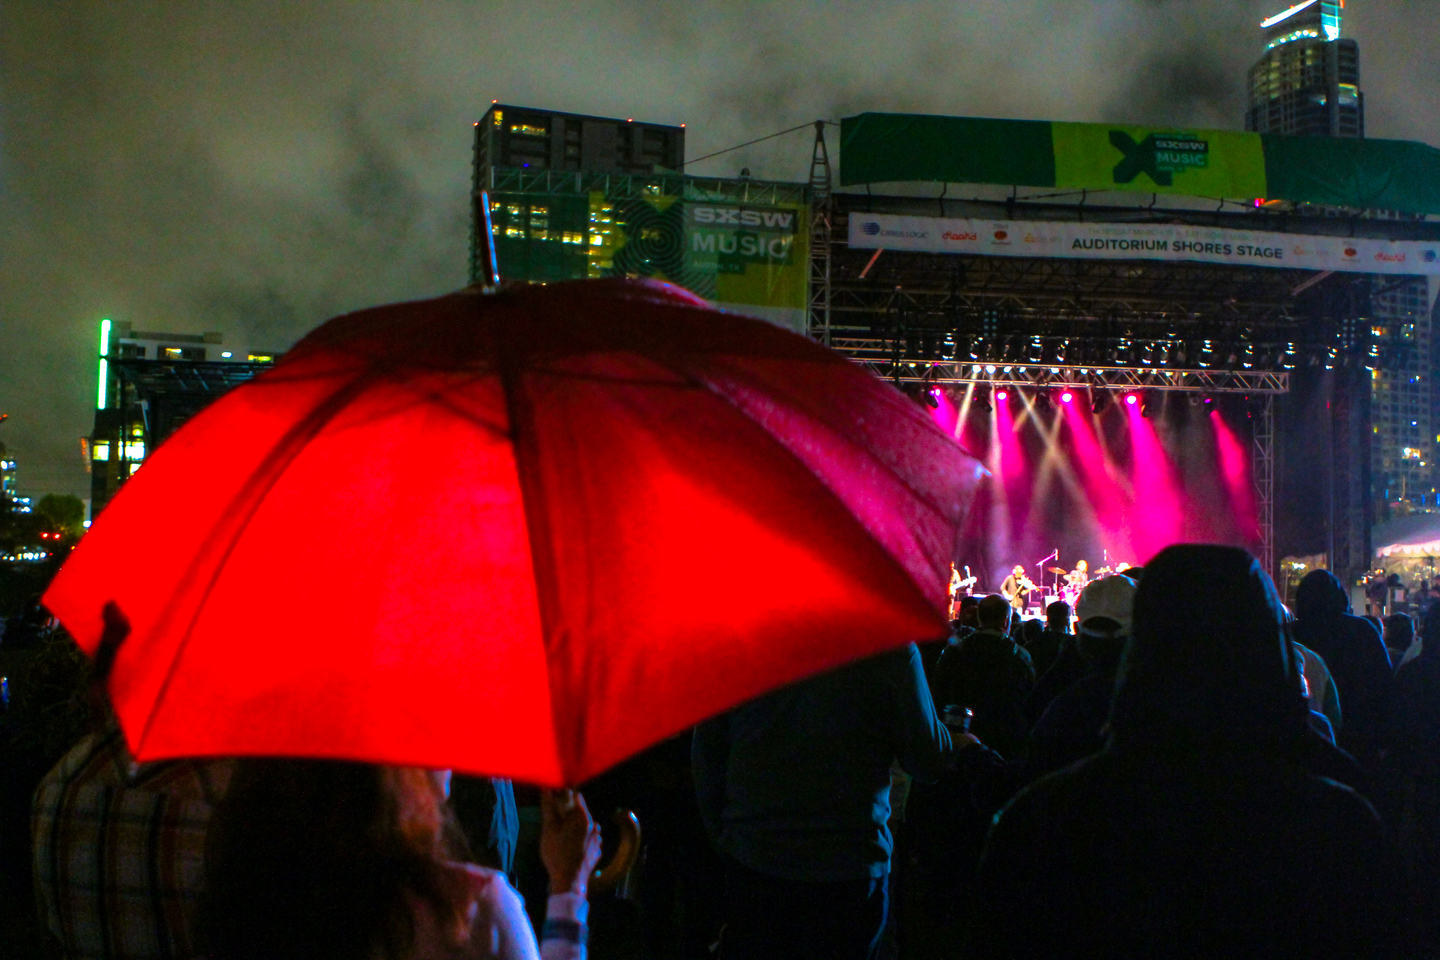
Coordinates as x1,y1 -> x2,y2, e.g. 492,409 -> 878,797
1047,567 -> 1067,575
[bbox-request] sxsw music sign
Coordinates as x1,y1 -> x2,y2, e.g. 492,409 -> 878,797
1109,132 -> 1208,187
688,204 -> 798,264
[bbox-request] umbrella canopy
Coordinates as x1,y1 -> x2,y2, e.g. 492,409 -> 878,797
45,279 -> 983,786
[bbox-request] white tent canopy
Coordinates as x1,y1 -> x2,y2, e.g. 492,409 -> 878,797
1374,513 -> 1440,558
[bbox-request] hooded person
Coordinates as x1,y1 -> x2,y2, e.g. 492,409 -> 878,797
1025,576 -> 1136,781
1394,603 -> 1440,942
969,545 -> 1401,960
1292,569 -> 1397,769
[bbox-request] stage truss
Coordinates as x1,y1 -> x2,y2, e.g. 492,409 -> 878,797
832,355 -> 1288,394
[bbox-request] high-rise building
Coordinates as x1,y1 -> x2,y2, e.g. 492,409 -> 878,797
1370,282 -> 1438,508
470,105 -> 812,331
89,319 -> 276,515
1246,0 -> 1363,138
1247,2 -> 1435,525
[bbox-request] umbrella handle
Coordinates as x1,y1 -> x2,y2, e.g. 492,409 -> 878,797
590,809 -> 642,895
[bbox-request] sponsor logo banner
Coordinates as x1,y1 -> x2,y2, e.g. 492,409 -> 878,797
1053,123 -> 1267,199
848,213 -> 1440,276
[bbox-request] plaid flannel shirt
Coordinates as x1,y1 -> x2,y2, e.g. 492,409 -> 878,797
31,724 -> 231,960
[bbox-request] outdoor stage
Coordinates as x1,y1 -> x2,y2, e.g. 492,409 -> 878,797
927,382 -> 1262,597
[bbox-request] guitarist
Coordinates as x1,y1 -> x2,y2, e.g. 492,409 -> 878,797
1000,564 -> 1035,614
950,563 -> 977,612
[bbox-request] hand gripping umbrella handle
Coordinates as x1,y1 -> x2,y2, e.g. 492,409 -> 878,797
590,809 -> 642,895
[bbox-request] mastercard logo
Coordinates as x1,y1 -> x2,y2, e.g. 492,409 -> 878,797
994,230 -> 1008,240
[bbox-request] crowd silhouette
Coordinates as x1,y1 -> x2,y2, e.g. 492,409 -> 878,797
6,546 -> 1440,958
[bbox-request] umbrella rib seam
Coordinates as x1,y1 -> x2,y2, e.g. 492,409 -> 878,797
132,368 -> 384,757
639,351 -> 949,618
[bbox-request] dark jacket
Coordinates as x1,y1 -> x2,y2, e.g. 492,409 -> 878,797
1026,671 -> 1113,781
971,546 -> 1403,959
1025,634 -> 1087,726
1293,570 -> 1397,766
1394,639 -> 1440,781
1025,628 -> 1068,680
931,630 -> 1035,759
692,644 -> 950,882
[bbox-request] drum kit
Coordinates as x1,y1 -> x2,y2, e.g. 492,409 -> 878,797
1047,566 -> 1087,607
1042,561 -> 1130,607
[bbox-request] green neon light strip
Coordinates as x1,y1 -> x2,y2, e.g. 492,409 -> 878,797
97,318 -> 111,410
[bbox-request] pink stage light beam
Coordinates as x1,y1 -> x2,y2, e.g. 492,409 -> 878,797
1124,397 -> 1185,561
1211,410 -> 1261,543
1061,400 -> 1135,561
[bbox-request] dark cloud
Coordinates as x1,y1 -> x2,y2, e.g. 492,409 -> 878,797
1,0 -> 1436,500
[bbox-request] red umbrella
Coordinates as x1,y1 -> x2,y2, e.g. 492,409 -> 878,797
45,279 -> 983,786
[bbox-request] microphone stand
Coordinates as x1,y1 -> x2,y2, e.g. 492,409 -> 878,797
1035,549 -> 1058,608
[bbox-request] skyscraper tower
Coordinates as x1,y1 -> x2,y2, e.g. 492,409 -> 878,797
1246,0 -> 1363,138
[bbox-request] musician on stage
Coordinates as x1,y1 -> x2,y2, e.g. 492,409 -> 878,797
1001,564 -> 1035,613
949,563 -> 977,607
1066,559 -> 1090,590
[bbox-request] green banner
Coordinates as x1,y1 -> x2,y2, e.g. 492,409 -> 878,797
1051,123 -> 1267,198
840,112 -> 1440,216
488,191 -> 809,331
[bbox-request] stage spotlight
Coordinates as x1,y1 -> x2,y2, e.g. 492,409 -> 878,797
996,388 -> 1009,401
1125,393 -> 1139,406
1091,391 -> 1108,414
925,387 -> 940,409
1060,390 -> 1074,404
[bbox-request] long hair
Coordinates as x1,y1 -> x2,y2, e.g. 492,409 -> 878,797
203,760 -> 469,960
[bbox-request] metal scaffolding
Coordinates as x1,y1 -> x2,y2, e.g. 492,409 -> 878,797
835,354 -> 1289,394
808,122 -> 833,346
1254,394 -> 1276,578
807,197 -> 1384,583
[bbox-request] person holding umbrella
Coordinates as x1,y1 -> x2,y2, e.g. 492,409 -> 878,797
204,762 -> 602,960
39,279 -> 985,957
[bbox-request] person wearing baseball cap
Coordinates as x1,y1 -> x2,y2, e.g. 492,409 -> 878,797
1027,575 -> 1138,780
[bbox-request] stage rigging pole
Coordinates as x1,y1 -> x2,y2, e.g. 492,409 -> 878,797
808,121 -> 833,346
1254,394 -> 1275,582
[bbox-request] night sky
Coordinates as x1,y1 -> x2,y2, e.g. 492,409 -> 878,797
3,0 -> 1438,500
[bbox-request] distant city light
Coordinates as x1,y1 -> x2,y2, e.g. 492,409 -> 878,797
1260,0 -> 1319,29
